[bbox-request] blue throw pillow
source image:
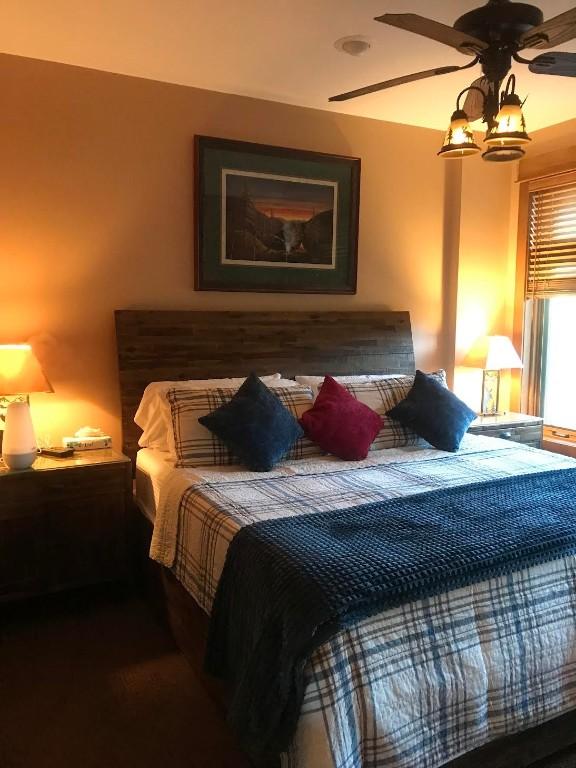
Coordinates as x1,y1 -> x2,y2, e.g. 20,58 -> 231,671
198,373 -> 304,472
386,370 -> 476,452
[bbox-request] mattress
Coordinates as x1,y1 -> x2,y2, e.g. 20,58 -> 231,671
135,448 -> 177,522
147,435 -> 576,768
135,448 -> 210,522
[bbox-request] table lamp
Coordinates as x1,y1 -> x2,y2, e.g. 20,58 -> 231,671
0,344 -> 53,469
463,335 -> 523,416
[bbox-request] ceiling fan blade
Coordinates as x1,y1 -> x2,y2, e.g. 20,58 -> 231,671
462,77 -> 489,121
520,7 -> 576,49
375,13 -> 488,55
529,51 -> 576,77
329,65 -> 462,102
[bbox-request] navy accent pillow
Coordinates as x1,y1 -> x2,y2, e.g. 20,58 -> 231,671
386,370 -> 476,452
198,373 -> 304,472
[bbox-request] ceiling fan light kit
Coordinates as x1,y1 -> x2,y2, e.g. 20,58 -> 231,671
330,0 -> 576,164
439,73 -> 531,161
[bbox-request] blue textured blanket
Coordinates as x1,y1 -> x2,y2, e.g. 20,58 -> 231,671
205,468 -> 576,759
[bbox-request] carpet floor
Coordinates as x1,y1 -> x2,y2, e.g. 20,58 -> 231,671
533,748 -> 576,768
0,590 -> 250,768
1,590 -> 576,768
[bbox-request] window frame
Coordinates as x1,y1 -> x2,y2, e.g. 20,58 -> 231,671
515,168 -> 576,444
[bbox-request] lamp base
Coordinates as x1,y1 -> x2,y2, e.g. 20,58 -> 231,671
2,450 -> 38,470
1,400 -> 38,470
481,369 -> 501,416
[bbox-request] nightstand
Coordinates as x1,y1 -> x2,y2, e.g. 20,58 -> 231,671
0,450 -> 132,602
468,412 -> 544,448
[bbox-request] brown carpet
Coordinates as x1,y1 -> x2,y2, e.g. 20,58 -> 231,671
0,591 -> 251,768
533,748 -> 576,768
1,590 -> 576,768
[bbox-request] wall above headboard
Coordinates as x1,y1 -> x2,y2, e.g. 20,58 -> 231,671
0,52 -> 516,448
115,310 -> 414,462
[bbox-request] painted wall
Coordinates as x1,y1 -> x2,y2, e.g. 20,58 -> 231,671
518,118 -> 576,182
452,158 -> 517,411
0,53 -> 514,447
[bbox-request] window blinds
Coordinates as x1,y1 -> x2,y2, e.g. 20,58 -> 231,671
527,178 -> 576,296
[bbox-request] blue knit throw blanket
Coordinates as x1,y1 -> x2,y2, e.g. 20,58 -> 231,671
205,468 -> 576,760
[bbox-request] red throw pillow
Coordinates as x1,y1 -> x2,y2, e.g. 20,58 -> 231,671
299,376 -> 383,460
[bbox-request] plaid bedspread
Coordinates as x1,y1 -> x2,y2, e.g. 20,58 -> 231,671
150,435 -> 576,768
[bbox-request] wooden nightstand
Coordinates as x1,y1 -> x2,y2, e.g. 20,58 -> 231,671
468,412 -> 544,448
0,450 -> 132,602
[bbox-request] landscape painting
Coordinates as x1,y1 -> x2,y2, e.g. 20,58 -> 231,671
222,170 -> 337,269
195,136 -> 360,293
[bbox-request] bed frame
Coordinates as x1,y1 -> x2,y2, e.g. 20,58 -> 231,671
115,309 -> 576,768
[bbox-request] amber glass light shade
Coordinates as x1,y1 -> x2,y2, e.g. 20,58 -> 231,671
482,145 -> 525,162
485,94 -> 531,147
438,109 -> 481,159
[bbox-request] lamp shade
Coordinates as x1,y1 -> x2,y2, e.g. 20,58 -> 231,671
485,94 -> 531,147
438,109 -> 481,159
463,335 -> 523,371
0,345 -> 52,396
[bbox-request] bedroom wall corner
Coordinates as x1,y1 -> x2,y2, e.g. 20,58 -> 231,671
452,156 -> 517,412
439,161 -> 463,391
518,118 -> 576,183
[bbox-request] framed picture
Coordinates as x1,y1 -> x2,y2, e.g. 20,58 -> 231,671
195,136 -> 360,293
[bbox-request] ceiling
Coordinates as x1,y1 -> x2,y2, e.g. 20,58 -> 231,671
2,0 -> 575,132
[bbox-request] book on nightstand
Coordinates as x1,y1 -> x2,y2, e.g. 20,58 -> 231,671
63,435 -> 112,450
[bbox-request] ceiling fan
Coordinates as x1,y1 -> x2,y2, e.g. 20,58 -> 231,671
329,0 -> 576,161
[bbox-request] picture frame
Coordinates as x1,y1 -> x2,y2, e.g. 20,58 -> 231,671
194,136 -> 360,294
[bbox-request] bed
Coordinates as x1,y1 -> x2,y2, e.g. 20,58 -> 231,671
116,310 -> 576,768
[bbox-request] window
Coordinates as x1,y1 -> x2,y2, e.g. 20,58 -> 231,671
519,172 -> 576,442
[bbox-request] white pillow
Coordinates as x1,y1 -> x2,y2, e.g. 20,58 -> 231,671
165,384 -> 320,466
295,373 -> 400,397
135,374 -> 297,449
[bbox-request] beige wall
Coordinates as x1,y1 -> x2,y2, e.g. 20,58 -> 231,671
518,118 -> 576,182
452,158 -> 517,410
0,53 -> 515,447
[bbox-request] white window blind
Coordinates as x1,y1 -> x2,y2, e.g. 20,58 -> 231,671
527,178 -> 576,297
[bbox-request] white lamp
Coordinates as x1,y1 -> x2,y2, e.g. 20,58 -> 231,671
463,335 -> 523,416
0,345 -> 52,469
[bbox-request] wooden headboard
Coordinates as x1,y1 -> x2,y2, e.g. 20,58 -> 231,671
115,310 -> 414,463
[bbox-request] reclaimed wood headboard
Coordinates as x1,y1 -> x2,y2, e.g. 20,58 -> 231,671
114,310 -> 415,464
